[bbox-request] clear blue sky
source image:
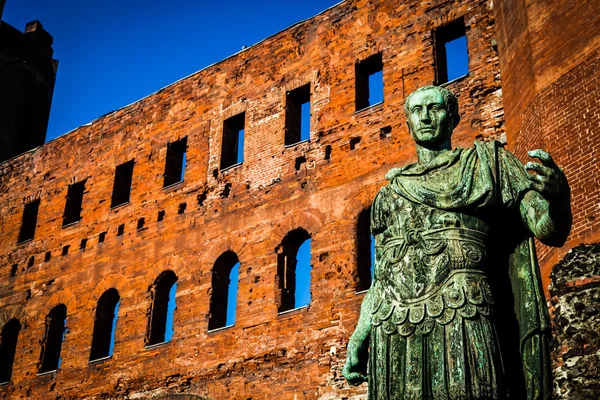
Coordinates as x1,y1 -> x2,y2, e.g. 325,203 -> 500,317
3,0 -> 341,142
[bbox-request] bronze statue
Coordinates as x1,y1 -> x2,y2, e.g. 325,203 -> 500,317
343,86 -> 571,399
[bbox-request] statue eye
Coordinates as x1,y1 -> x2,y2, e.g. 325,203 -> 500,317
430,105 -> 441,111
412,106 -> 422,113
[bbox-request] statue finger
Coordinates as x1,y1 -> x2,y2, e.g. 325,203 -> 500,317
527,149 -> 557,168
528,173 -> 548,184
524,162 -> 552,176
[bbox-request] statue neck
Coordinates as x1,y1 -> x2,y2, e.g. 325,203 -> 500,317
416,140 -> 452,164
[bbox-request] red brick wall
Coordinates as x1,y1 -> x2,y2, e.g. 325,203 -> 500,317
493,0 -> 600,291
0,0 -> 504,398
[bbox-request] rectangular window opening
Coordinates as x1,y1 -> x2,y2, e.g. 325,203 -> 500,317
163,137 -> 187,188
157,210 -> 165,222
435,18 -> 468,84
62,180 -> 86,227
221,113 -> 245,170
285,84 -> 311,145
110,160 -> 134,208
61,245 -> 70,256
137,218 -> 145,230
117,224 -> 125,236
98,232 -> 107,243
80,238 -> 87,251
355,53 -> 383,111
18,199 -> 40,243
178,203 -> 187,214
10,264 -> 18,277
44,251 -> 52,262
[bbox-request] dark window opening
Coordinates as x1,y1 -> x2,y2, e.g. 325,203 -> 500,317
276,228 -> 312,313
324,145 -> 332,160
350,137 -> 361,150
137,218 -> 145,230
62,180 -> 86,227
10,264 -> 17,277
61,245 -> 70,256
295,155 -> 307,171
158,210 -> 165,222
117,224 -> 124,236
178,203 -> 187,214
221,182 -> 232,198
27,256 -> 34,268
355,53 -> 384,111
110,160 -> 134,208
356,208 -> 375,291
285,84 -> 311,145
18,199 -> 40,243
44,252 -> 51,262
380,125 -> 392,139
197,191 -> 207,206
0,319 -> 21,384
221,113 -> 245,170
80,238 -> 87,250
98,232 -> 107,243
435,18 -> 468,84
39,304 -> 67,373
147,270 -> 178,346
163,137 -> 187,187
208,251 -> 240,331
89,289 -> 120,361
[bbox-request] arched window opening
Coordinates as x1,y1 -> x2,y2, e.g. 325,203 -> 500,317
356,207 -> 375,291
208,251 -> 240,330
39,304 -> 67,373
89,288 -> 120,361
276,228 -> 312,313
147,270 -> 178,346
0,318 -> 21,383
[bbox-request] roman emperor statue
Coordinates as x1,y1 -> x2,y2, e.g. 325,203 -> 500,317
343,86 -> 571,399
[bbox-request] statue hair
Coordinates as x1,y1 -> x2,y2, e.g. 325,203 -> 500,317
404,85 -> 461,129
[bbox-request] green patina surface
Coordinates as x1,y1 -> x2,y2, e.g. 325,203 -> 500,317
343,86 -> 571,399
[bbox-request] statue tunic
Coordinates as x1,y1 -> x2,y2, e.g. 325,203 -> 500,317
367,141 -> 534,400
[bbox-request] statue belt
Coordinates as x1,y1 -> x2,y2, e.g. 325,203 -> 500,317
379,227 -> 488,272
371,268 -> 494,337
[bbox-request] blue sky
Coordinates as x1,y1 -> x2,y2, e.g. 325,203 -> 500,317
3,0 -> 341,141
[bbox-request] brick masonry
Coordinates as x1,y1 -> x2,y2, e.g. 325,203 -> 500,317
0,0 -> 598,398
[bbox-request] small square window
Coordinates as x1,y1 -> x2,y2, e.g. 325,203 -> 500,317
111,160 -> 134,208
18,199 -> 40,243
63,180 -> 86,227
163,137 -> 187,187
435,18 -> 468,84
221,113 -> 245,170
285,84 -> 311,145
355,53 -> 383,111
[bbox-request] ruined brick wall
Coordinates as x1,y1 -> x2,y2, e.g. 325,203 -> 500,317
0,0 -> 504,398
549,244 -> 600,398
493,0 -> 600,289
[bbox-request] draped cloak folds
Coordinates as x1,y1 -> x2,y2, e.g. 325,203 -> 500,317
367,140 -> 552,399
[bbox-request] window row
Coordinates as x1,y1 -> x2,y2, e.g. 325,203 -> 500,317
2,217 -> 376,384
15,20 -> 469,244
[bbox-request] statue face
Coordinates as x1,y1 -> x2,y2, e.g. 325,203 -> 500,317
406,88 -> 452,147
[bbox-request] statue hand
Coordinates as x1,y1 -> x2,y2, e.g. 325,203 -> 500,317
525,149 -> 567,201
342,341 -> 367,385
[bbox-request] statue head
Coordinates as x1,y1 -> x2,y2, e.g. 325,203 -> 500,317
404,86 -> 460,148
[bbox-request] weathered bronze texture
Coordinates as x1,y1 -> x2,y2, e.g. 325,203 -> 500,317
343,86 -> 572,399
